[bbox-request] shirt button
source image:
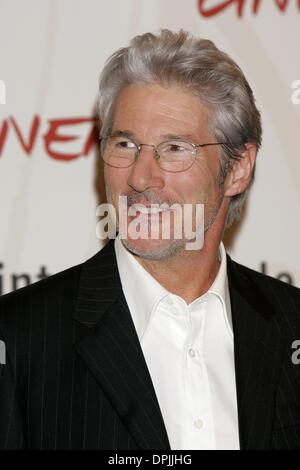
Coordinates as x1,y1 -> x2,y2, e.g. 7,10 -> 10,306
194,419 -> 204,429
167,298 -> 174,306
188,348 -> 196,358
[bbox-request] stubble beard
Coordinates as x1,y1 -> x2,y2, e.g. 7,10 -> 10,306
122,236 -> 186,261
105,186 -> 223,261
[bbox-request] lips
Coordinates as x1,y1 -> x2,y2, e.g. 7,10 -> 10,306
129,203 -> 170,215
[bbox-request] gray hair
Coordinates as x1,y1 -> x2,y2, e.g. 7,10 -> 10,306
98,29 -> 262,227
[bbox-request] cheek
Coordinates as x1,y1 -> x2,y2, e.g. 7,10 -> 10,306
104,167 -> 128,195
190,160 -> 221,201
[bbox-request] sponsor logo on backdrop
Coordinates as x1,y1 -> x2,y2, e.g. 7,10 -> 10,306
198,0 -> 300,17
0,263 -> 50,295
0,260 -> 295,296
0,80 -> 6,105
0,115 -> 98,160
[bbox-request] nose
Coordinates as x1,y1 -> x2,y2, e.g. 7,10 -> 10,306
127,144 -> 165,193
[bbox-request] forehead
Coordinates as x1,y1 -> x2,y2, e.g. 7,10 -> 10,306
112,83 -> 212,141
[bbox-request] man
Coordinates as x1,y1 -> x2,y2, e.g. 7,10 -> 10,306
0,29 -> 300,450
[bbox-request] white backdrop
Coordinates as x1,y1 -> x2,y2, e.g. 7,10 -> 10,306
0,0 -> 300,295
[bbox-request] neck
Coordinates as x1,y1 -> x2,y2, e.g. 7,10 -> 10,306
134,233 -> 222,305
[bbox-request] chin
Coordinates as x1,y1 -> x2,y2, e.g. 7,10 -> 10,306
121,237 -> 186,261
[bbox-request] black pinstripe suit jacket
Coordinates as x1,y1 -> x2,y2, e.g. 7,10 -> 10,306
0,240 -> 300,450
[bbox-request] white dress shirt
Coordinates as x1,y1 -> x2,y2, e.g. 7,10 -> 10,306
114,236 -> 240,450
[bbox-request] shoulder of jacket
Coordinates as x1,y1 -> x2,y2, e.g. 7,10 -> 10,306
0,262 -> 83,318
228,256 -> 300,297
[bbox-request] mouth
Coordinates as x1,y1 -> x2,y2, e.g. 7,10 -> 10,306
129,203 -> 171,216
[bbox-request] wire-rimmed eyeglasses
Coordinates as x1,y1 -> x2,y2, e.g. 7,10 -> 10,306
100,135 -> 230,173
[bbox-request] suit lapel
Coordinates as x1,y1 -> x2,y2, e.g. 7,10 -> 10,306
73,240 -> 170,450
73,241 -> 283,449
227,257 -> 284,450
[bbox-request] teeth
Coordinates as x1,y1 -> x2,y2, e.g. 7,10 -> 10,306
130,204 -> 169,215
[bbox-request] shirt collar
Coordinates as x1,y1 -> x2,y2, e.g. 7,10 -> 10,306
115,237 -> 168,339
202,241 -> 233,333
114,236 -> 232,340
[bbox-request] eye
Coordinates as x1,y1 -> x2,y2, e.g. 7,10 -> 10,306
113,137 -> 136,150
167,143 -> 185,152
161,141 -> 192,154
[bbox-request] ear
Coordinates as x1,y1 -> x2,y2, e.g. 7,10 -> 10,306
223,143 -> 257,197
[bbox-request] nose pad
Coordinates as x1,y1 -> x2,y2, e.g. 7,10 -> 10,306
137,144 -> 160,164
127,144 -> 164,192
153,148 -> 160,161
134,144 -> 158,166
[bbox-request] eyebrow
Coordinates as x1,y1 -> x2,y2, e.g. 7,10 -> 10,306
110,130 -> 198,142
159,133 -> 198,142
110,130 -> 135,139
